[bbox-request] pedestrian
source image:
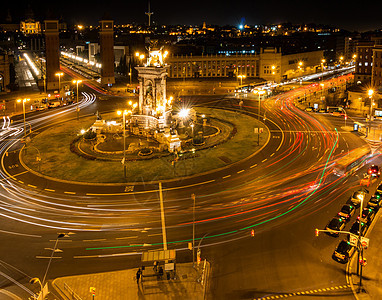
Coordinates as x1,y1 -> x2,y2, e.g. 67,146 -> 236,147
158,266 -> 164,279
153,261 -> 158,273
239,100 -> 243,109
136,268 -> 142,284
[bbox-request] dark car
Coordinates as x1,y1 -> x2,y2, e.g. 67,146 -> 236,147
349,220 -> 367,237
368,165 -> 380,177
325,217 -> 346,237
368,196 -> 382,209
357,207 -> 376,225
374,185 -> 382,197
350,190 -> 368,207
332,240 -> 356,264
337,204 -> 356,222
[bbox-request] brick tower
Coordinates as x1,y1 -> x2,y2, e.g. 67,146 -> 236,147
99,19 -> 115,85
44,20 -> 60,91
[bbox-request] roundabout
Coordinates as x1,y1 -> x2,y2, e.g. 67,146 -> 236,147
20,107 -> 269,183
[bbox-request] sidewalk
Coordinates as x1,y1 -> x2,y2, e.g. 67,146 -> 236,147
52,262 -> 210,300
348,211 -> 382,300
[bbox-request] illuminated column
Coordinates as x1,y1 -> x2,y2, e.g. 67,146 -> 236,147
44,20 -> 60,91
99,19 -> 115,85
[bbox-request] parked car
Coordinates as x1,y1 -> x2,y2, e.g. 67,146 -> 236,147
337,204 -> 356,222
357,207 -> 376,225
325,217 -> 346,237
367,196 -> 382,209
349,220 -> 367,237
350,189 -> 368,207
305,107 -> 314,112
332,240 -> 356,264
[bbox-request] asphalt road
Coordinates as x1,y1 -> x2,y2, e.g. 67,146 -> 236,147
0,77 -> 375,300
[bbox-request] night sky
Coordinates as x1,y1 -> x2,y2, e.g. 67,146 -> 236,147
2,0 -> 382,32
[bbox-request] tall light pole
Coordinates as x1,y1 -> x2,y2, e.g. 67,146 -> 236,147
191,193 -> 196,267
368,89 -> 374,138
42,233 -> 66,294
17,98 -> 30,138
117,109 -> 131,178
73,80 -> 82,120
55,72 -> 64,93
238,75 -> 246,86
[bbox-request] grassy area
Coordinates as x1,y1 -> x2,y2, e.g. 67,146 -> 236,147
22,108 -> 268,183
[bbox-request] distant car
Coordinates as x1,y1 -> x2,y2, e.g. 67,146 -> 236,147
350,190 -> 368,207
360,173 -> 378,187
332,240 -> 356,264
318,108 -> 326,113
349,220 -> 367,237
337,204 -> 356,222
357,207 -> 376,225
367,165 -> 380,177
305,107 -> 314,112
367,196 -> 382,209
332,110 -> 345,116
325,217 -> 346,237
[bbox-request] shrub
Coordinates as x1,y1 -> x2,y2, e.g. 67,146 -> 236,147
83,130 -> 97,140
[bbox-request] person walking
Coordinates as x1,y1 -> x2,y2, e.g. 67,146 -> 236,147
136,268 -> 142,284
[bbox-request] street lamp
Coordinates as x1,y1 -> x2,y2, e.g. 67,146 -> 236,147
41,233 -> 67,294
55,72 -> 64,93
17,98 -> 30,138
72,80 -> 82,120
368,89 -> 374,138
117,110 -> 131,178
237,75 -> 246,86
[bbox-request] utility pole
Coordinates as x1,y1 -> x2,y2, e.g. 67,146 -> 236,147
145,1 -> 153,27
158,182 -> 167,250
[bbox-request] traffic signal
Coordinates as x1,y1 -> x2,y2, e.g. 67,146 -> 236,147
315,228 -> 320,237
197,249 -> 201,265
251,229 -> 255,237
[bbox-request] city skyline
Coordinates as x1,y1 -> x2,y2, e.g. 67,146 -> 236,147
2,0 -> 382,32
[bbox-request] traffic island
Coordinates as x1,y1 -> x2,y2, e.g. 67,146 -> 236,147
21,107 -> 269,183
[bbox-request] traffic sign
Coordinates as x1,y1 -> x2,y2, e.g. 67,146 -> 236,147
349,234 -> 358,247
361,237 -> 369,249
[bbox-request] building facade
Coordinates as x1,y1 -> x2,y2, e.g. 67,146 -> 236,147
354,41 -> 374,84
372,46 -> 382,89
0,53 -> 10,92
166,48 -> 323,82
20,19 -> 41,35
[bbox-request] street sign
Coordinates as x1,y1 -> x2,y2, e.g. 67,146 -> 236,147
141,249 -> 176,262
361,237 -> 369,249
349,234 -> 358,247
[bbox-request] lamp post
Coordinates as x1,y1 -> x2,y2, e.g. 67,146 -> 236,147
72,80 -> 82,120
42,233 -> 66,292
29,278 -> 43,299
55,72 -> 64,93
238,75 -> 246,86
17,98 -> 30,138
368,89 -> 374,138
357,192 -> 365,290
117,110 -> 131,178
191,193 -> 196,267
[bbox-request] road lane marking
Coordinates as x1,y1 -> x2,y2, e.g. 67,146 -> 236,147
44,188 -> 55,192
27,184 -> 37,188
261,158 -> 267,163
64,191 -> 76,195
222,175 -> 231,179
83,239 -> 107,242
116,236 -> 138,240
237,170 -> 245,174
250,164 -> 257,168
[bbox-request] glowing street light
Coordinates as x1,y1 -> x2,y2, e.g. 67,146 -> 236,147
55,72 -> 64,92
72,79 -> 82,120
237,74 -> 246,86
117,109 -> 132,178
